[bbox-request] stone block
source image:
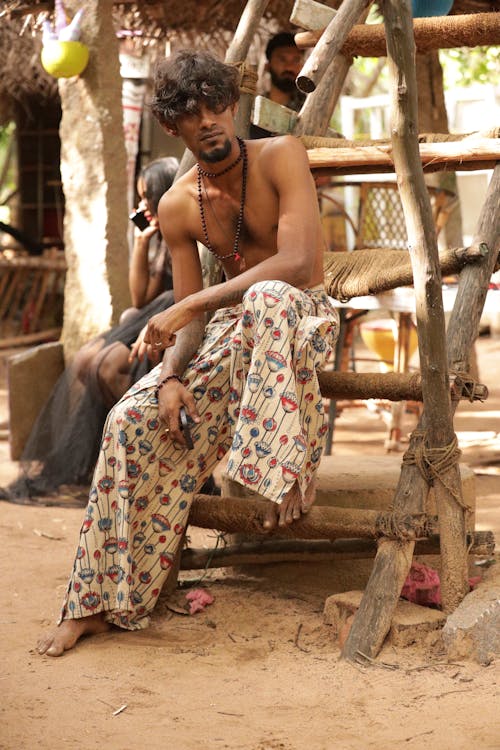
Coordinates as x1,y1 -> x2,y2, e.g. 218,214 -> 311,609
442,563 -> 500,664
316,454 -> 476,531
7,342 -> 64,460
324,590 -> 446,648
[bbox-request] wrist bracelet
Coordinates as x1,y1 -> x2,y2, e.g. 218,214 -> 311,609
156,374 -> 182,396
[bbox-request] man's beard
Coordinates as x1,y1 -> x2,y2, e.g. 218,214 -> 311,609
199,138 -> 232,164
270,69 -> 297,94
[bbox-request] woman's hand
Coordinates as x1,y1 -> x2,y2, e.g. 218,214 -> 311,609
129,324 -> 162,364
144,299 -> 197,351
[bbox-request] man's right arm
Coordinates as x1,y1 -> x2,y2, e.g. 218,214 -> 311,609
154,183 -> 206,443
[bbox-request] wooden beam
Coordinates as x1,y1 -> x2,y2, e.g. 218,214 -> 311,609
179,531 -> 496,570
317,370 -> 488,403
306,138 -> 500,174
295,13 -> 500,55
188,494 -> 433,541
296,0 -> 371,93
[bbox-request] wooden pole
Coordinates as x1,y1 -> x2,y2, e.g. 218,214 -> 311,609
342,0 -> 469,663
340,162 -> 500,664
179,531 -> 495,570
296,0 -> 371,93
188,494 -> 432,541
295,13 -> 500,55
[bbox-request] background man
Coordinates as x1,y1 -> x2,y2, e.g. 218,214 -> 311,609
250,31 -> 306,138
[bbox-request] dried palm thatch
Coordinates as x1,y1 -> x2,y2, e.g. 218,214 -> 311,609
0,17 -> 58,121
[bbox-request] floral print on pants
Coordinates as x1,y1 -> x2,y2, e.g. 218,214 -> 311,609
60,281 -> 339,630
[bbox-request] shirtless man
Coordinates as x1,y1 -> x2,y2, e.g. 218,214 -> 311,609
37,49 -> 338,657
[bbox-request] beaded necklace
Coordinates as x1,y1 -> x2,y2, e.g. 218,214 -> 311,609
196,137 -> 247,263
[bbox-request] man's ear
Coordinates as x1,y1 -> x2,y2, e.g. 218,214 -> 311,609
231,102 -> 239,117
163,124 -> 178,137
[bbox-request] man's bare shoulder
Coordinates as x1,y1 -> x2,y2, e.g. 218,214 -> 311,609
248,135 -> 309,178
158,168 -> 196,215
248,134 -> 307,159
157,167 -> 198,246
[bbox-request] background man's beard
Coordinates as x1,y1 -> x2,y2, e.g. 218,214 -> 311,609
200,138 -> 232,164
270,70 -> 297,94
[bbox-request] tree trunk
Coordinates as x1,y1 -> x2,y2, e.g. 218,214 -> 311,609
59,0 -> 129,358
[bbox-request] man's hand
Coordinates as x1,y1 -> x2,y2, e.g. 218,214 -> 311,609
144,299 -> 197,352
158,380 -> 200,447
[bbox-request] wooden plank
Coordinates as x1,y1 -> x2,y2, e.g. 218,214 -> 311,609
290,0 -> 337,31
295,13 -> 500,55
306,138 -> 500,172
252,95 -> 297,134
0,327 -> 62,349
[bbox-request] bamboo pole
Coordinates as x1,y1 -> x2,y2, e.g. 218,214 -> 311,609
296,0 -> 371,94
295,13 -> 500,55
342,0 -> 469,664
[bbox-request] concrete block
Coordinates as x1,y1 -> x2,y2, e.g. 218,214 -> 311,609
7,342 -> 64,460
442,563 -> 500,664
324,590 -> 446,647
316,454 -> 476,531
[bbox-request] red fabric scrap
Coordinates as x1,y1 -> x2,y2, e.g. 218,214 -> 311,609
402,562 -> 482,608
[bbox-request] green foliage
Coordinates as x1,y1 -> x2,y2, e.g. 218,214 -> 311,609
439,47 -> 500,87
0,122 -> 16,223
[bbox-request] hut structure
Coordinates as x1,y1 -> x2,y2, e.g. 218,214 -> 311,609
1,0 -> 499,662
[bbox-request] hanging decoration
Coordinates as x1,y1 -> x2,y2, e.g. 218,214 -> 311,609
411,0 -> 454,17
40,0 -> 88,79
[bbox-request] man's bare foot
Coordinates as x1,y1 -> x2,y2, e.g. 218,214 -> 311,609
37,613 -> 110,657
280,478 -> 317,526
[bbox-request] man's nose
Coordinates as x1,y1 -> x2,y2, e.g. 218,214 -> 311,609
199,106 -> 215,128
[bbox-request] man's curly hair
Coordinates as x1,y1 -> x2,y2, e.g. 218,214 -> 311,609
151,50 -> 240,128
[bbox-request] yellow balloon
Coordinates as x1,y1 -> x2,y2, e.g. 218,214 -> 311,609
41,41 -> 89,78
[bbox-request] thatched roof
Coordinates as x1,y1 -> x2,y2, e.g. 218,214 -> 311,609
0,0 -> 498,115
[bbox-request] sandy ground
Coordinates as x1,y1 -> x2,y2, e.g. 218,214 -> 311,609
1,334 -> 499,750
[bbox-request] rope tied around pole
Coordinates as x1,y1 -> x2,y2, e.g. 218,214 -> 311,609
232,61 -> 258,96
375,511 -> 433,541
450,370 -> 483,402
402,429 -> 472,513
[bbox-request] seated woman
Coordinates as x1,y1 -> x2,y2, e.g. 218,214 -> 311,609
72,156 -> 179,410
2,157 -> 184,503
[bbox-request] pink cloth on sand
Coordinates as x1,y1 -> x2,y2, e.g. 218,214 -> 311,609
185,588 -> 215,615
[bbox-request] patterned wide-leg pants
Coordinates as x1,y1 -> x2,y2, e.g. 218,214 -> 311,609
60,281 -> 339,630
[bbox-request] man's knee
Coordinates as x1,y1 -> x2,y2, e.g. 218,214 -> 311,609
243,280 -> 294,305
